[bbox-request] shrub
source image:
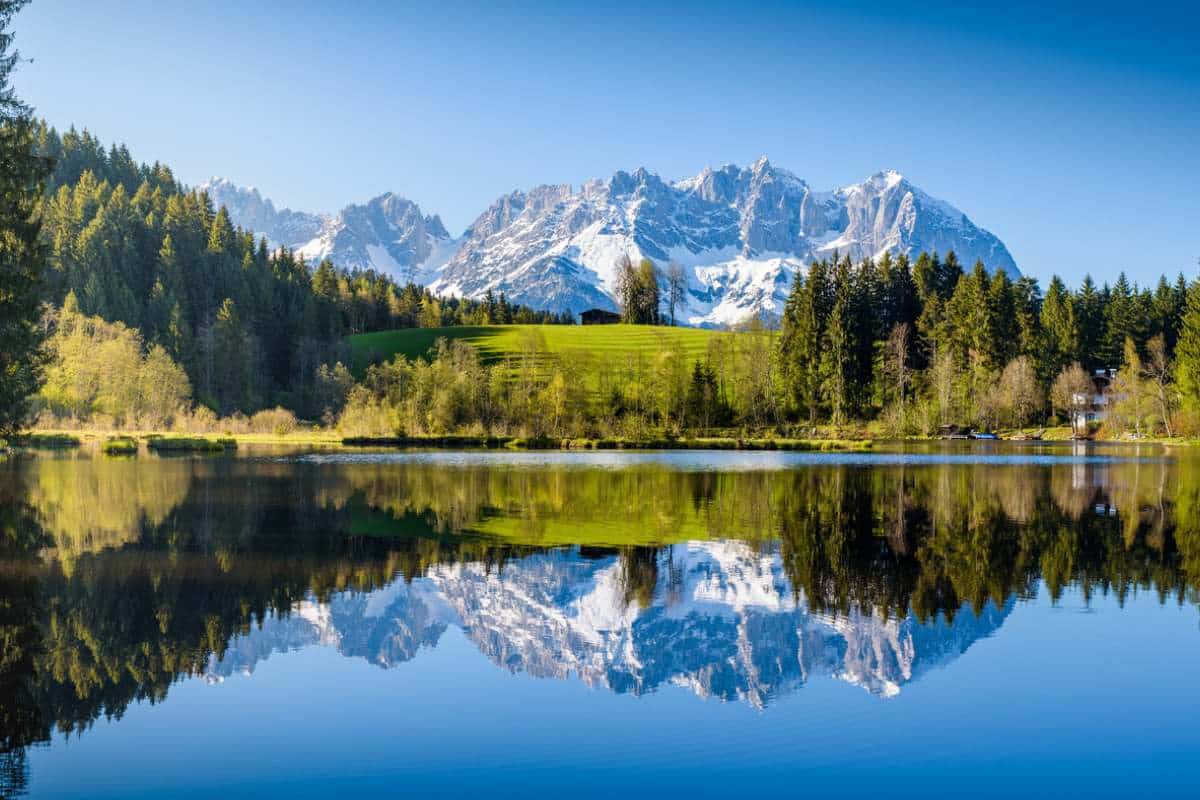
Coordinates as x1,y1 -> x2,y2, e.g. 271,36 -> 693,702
249,407 -> 298,436
101,436 -> 138,455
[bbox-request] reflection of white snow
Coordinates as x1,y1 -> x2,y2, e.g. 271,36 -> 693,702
206,541 -> 1012,707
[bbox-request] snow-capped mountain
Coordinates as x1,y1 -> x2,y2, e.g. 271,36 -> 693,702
198,178 -> 458,282
200,160 -> 1017,326
198,177 -> 325,249
206,541 -> 1012,705
433,159 -> 1018,326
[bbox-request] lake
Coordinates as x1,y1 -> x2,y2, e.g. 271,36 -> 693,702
1,444 -> 1198,798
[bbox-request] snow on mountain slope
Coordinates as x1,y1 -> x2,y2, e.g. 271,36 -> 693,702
201,159 -> 1017,326
433,158 -> 1018,326
198,178 -> 458,283
197,177 -> 325,250
204,541 -> 1013,705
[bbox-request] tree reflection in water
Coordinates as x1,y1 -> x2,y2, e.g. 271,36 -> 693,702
1,450 -> 1199,795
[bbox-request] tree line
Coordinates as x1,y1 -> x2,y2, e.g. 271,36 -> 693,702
4,452 -> 1200,792
3,0 -> 1199,439
776,250 -> 1200,435
343,249 -> 1200,439
28,122 -> 570,422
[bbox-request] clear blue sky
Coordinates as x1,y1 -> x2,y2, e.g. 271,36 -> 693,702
11,0 -> 1199,285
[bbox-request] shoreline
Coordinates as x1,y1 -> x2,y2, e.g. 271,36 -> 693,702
5,428 -> 1193,455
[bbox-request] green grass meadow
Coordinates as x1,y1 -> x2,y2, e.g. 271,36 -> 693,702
347,324 -> 738,376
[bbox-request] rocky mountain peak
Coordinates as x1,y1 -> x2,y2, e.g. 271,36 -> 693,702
206,160 -> 1017,326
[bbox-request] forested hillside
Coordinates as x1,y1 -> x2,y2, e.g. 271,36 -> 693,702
335,249 -> 1200,440
8,127 -> 1200,439
30,124 -> 569,422
775,251 -> 1191,432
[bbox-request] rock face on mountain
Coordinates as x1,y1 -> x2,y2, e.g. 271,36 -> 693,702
432,160 -> 1018,326
206,542 -> 1012,705
198,177 -> 325,249
201,160 -> 1016,326
198,178 -> 457,282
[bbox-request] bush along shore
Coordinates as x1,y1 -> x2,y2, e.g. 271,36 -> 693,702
340,435 -> 874,451
0,433 -> 243,454
100,436 -> 138,455
145,436 -> 237,453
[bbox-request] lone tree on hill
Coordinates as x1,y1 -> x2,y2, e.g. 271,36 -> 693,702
666,261 -> 686,326
614,254 -> 661,325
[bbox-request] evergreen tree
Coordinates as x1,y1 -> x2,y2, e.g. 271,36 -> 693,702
1039,275 -> 1078,378
987,267 -> 1019,368
0,1 -> 49,435
1151,274 -> 1185,354
1012,275 -> 1043,361
1075,275 -> 1105,369
1102,272 -> 1142,366
208,298 -> 252,414
779,265 -> 826,423
820,258 -> 855,424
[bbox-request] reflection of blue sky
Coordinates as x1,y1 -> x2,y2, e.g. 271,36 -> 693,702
27,579 -> 1200,799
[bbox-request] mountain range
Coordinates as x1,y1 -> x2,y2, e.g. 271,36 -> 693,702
199,160 -> 1017,326
206,541 -> 1012,706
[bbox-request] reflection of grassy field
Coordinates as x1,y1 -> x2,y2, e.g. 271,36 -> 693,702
463,514 -> 705,548
347,324 -> 735,375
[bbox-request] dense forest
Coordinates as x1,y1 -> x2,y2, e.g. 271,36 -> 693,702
17,124 -> 1200,438
774,251 -> 1195,435
25,123 -> 570,425
338,252 -> 1200,439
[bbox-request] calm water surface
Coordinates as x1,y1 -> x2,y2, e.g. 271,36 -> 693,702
1,444 -> 1197,798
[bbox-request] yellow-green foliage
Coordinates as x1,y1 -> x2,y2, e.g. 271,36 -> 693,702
342,325 -> 779,438
39,298 -> 192,428
9,433 -> 81,448
101,436 -> 138,455
146,436 -> 230,453
23,456 -> 191,572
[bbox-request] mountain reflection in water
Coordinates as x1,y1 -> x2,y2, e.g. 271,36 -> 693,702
207,543 -> 1012,703
1,447 -> 1198,797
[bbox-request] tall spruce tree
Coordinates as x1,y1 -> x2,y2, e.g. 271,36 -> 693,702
1174,277 -> 1200,421
1012,275 -> 1043,361
1102,272 -> 1141,366
0,0 -> 49,435
779,264 -> 826,423
1039,275 -> 1077,378
820,257 -> 855,424
1075,275 -> 1104,369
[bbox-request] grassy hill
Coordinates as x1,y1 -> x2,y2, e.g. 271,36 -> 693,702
347,324 -> 739,376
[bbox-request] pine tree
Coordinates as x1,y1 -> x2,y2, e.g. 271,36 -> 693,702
1102,272 -> 1142,366
1012,275 -> 1043,361
1151,274 -> 1185,354
987,267 -> 1019,368
1075,275 -> 1104,370
1040,275 -> 1078,377
0,1 -> 50,435
821,258 -> 855,425
779,266 -> 825,423
209,297 -> 251,414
